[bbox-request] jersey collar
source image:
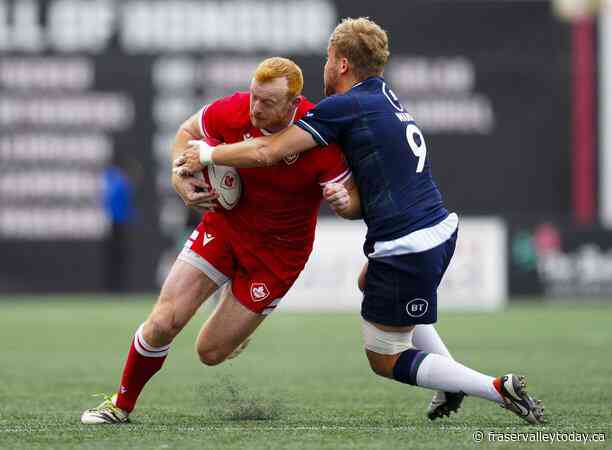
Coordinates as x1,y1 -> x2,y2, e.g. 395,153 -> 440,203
350,76 -> 384,92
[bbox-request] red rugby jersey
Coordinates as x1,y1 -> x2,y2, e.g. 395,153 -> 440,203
198,92 -> 350,248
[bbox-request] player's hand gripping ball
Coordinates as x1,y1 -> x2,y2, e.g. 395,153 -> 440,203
190,137 -> 242,210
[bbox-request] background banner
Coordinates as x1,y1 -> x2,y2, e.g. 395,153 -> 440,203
0,0 -> 570,294
509,221 -> 612,298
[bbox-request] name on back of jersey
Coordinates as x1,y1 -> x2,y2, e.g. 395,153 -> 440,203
395,112 -> 415,123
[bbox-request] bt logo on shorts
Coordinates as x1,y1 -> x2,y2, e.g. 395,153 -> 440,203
406,298 -> 429,318
250,282 -> 270,302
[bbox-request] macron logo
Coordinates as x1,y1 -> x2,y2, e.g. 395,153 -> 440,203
203,232 -> 215,246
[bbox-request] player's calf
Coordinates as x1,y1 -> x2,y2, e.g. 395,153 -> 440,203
365,349 -> 400,378
82,261 -> 219,422
195,287 -> 265,366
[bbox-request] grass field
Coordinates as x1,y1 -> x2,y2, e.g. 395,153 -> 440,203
0,297 -> 610,450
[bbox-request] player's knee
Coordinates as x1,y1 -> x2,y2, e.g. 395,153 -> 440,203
197,347 -> 227,366
146,311 -> 183,343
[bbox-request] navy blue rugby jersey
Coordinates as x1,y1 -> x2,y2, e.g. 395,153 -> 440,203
296,76 -> 449,251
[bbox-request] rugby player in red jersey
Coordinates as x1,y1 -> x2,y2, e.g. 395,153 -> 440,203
81,57 -> 355,424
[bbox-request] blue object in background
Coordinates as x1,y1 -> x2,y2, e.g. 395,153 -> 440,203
103,167 -> 134,225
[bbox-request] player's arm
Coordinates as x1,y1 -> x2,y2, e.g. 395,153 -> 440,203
171,111 -> 202,163
175,94 -> 350,175
324,176 -> 362,220
170,111 -> 218,210
215,124 -> 317,167
174,124 -> 317,175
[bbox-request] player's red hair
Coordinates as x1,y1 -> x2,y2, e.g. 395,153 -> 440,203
253,57 -> 304,100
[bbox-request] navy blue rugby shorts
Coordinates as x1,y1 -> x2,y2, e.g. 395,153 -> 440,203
361,229 -> 458,327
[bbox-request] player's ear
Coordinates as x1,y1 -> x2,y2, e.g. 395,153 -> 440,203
291,96 -> 301,109
339,57 -> 350,75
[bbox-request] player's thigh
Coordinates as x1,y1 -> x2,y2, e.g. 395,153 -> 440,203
145,261 -> 220,346
358,261 -> 368,292
195,241 -> 302,363
146,216 -> 235,341
196,284 -> 266,364
154,259 -> 219,319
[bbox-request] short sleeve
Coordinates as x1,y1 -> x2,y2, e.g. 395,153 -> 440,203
198,103 -> 220,140
295,94 -> 356,146
198,93 -> 243,141
317,143 -> 351,187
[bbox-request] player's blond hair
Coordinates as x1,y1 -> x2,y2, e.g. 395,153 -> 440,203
253,57 -> 304,100
328,17 -> 390,80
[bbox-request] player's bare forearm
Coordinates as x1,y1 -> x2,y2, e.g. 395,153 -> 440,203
169,111 -> 219,211
172,124 -> 317,175
212,125 -> 317,168
171,112 -> 202,167
171,112 -> 204,193
211,136 -> 273,167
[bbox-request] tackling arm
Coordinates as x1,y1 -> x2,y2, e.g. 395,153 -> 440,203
214,125 -> 317,167
174,124 -> 318,174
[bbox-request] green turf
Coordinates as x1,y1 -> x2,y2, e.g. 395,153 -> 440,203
0,297 -> 610,449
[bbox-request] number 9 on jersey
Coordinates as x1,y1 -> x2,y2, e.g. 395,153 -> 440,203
406,123 -> 427,173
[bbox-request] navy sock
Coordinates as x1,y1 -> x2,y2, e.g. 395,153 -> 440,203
392,349 -> 429,385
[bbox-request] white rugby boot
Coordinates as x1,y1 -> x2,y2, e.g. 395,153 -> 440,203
81,394 -> 130,424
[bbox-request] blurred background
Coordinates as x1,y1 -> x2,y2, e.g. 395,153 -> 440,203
1,0 -> 611,312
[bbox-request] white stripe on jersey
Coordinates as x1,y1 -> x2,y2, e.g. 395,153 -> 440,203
319,169 -> 352,187
198,104 -> 211,138
297,119 -> 329,146
369,213 -> 459,258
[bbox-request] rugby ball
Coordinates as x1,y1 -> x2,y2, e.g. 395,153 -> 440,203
204,164 -> 241,210
196,137 -> 242,210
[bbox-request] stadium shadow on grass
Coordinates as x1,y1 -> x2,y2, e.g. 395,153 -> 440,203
195,380 -> 285,421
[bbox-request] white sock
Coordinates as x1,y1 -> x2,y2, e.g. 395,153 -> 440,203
412,325 -> 453,401
412,325 -> 453,359
416,353 -> 503,404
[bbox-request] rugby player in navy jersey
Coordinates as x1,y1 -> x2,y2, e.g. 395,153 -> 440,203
174,18 -> 545,424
